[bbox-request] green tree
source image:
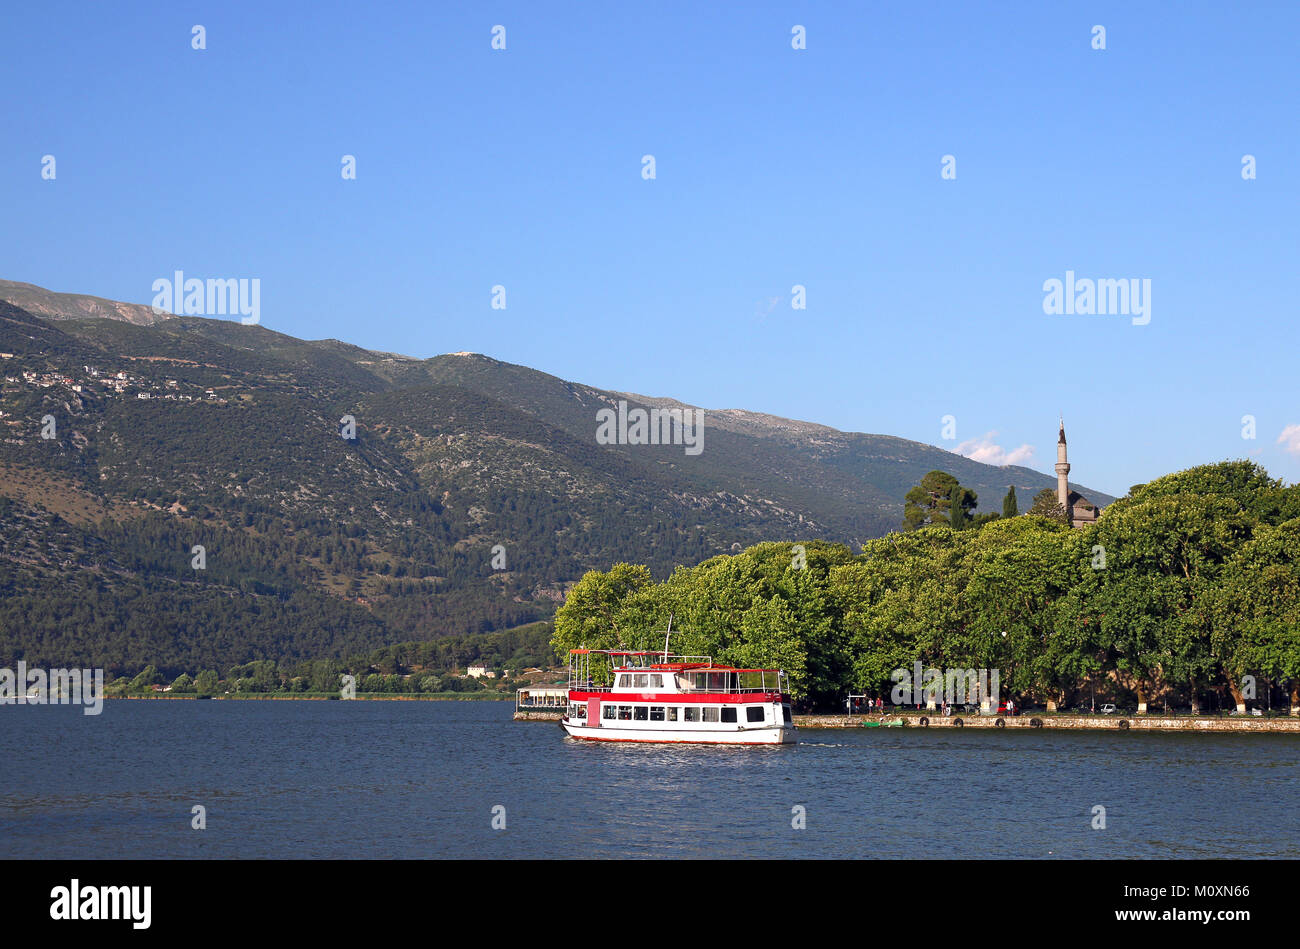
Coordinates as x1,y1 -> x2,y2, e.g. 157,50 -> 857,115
308,661 -> 339,693
551,563 -> 654,655
1060,491 -> 1251,712
958,516 -> 1073,706
1028,488 -> 1068,525
904,470 -> 977,527
832,527 -> 973,703
128,665 -> 161,693
949,485 -> 971,529
904,471 -> 960,530
1003,485 -> 1018,518
1206,519 -> 1300,713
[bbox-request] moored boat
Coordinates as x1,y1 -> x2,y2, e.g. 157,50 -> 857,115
561,648 -> 796,745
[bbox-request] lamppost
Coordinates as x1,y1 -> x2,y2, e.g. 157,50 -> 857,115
1000,630 -> 1006,712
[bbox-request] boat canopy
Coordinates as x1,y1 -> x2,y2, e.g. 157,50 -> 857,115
567,649 -> 788,693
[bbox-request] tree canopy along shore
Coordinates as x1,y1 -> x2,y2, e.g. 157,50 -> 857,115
553,461 -> 1300,714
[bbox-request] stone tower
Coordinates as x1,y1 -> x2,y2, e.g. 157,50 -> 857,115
1055,418 -> 1071,510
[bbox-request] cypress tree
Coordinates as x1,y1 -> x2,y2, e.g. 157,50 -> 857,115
949,485 -> 969,529
1003,485 -> 1018,518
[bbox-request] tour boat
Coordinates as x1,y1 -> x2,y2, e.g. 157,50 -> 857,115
561,648 -> 796,744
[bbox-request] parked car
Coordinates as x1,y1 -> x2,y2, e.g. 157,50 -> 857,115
1099,703 -> 1117,714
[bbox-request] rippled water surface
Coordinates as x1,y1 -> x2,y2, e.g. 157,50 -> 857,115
2,701 -> 1297,858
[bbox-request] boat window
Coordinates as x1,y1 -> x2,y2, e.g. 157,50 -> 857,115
721,708 -> 737,723
712,672 -> 739,691
618,706 -> 632,720
667,707 -> 678,721
650,706 -> 665,721
782,705 -> 792,724
684,707 -> 700,722
702,707 -> 719,723
618,675 -> 631,688
746,707 -> 765,723
650,674 -> 663,688
634,674 -> 649,688
578,705 -> 587,719
603,705 -> 615,720
633,706 -> 649,720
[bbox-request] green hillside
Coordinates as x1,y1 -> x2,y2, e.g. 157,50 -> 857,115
0,286 -> 1112,675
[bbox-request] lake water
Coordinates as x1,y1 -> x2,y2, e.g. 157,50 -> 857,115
2,700 -> 1297,859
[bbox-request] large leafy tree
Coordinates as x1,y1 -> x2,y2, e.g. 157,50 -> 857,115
1128,460 -> 1296,524
662,542 -> 854,703
903,471 -> 959,530
551,562 -> 654,654
832,527 -> 973,700
1061,488 -> 1252,711
550,543 -> 854,703
1206,518 -> 1300,712
958,516 -> 1074,705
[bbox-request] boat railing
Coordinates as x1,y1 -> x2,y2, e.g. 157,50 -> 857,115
567,682 -> 787,694
567,648 -> 789,694
567,674 -> 790,694
610,653 -> 714,667
677,670 -> 789,694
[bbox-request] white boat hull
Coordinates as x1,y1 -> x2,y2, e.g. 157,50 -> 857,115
561,720 -> 795,745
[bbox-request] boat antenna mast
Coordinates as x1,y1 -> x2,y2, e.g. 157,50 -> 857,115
663,613 -> 673,662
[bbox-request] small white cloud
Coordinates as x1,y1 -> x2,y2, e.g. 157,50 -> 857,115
1277,424 -> 1300,456
955,431 -> 1035,467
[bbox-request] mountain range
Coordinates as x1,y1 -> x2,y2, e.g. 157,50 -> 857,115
0,280 -> 1112,674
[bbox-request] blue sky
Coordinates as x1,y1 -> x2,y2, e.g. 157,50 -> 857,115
4,1 -> 1298,497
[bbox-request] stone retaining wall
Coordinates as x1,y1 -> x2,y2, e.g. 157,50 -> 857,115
795,713 -> 1300,732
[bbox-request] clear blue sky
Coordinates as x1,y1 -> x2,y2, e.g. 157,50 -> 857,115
4,1 -> 1298,497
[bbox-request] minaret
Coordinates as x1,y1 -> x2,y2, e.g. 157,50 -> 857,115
1055,417 -> 1070,513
